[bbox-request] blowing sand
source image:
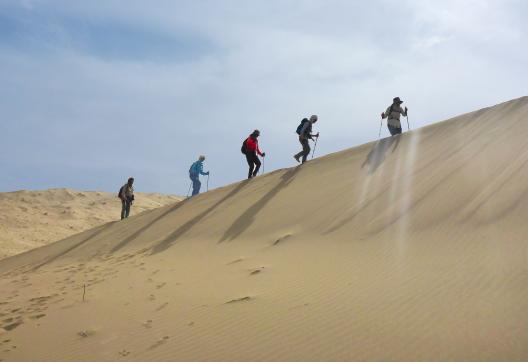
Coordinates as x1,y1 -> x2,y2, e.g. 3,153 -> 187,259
1,97 -> 527,361
0,189 -> 180,259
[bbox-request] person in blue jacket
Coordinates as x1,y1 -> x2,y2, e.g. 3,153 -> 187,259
189,155 -> 209,196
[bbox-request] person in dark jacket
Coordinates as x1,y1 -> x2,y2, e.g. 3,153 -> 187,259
294,115 -> 319,164
243,130 -> 266,179
189,155 -> 209,196
118,177 -> 135,220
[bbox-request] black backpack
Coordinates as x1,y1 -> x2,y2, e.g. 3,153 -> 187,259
117,185 -> 124,198
296,118 -> 309,135
241,138 -> 248,154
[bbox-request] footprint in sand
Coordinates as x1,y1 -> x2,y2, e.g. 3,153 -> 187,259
155,303 -> 168,312
2,320 -> 23,331
29,314 -> 46,320
273,234 -> 292,246
142,320 -> 153,329
148,336 -> 170,350
249,267 -> 265,276
225,296 -> 252,304
118,349 -> 130,356
155,282 -> 166,290
78,330 -> 96,338
226,258 -> 244,266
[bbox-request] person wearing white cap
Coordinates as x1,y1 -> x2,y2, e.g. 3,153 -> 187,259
381,97 -> 408,136
294,115 -> 319,164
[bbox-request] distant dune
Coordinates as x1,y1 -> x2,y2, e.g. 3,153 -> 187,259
0,189 -> 180,259
1,97 -> 527,361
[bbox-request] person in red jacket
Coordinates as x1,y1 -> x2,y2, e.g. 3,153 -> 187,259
243,130 -> 266,179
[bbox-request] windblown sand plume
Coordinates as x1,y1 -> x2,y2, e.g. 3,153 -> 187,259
1,97 -> 527,361
0,189 -> 180,259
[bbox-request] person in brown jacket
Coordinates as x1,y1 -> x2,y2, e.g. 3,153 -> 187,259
118,177 -> 135,220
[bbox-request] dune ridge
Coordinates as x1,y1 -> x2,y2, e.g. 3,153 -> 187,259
1,97 -> 527,361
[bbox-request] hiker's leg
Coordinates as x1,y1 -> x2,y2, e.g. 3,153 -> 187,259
294,137 -> 305,160
121,200 -> 126,220
388,125 -> 401,136
192,179 -> 201,196
125,200 -> 131,218
191,175 -> 201,196
253,155 -> 262,176
301,139 -> 311,163
246,153 -> 255,179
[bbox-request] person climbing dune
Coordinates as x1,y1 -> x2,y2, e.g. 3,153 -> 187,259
189,155 -> 209,196
294,115 -> 319,164
118,177 -> 135,220
241,130 -> 265,179
381,97 -> 408,136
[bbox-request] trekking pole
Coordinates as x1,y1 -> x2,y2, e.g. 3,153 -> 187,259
311,134 -> 320,160
262,156 -> 265,174
406,115 -> 410,130
378,119 -> 383,139
186,181 -> 192,198
206,174 -> 210,192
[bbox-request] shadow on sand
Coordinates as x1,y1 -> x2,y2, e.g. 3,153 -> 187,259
150,180 -> 250,254
32,221 -> 117,270
361,135 -> 401,175
110,200 -> 188,253
219,167 -> 301,243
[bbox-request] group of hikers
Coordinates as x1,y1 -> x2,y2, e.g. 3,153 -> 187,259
118,97 -> 408,219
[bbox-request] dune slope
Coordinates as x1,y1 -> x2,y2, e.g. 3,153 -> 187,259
1,97 -> 528,361
0,189 -> 180,259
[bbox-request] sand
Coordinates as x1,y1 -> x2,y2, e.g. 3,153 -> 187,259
1,97 -> 527,361
0,189 -> 180,259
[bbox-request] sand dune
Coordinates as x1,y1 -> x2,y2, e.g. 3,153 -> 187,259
1,97 -> 528,361
0,189 -> 180,259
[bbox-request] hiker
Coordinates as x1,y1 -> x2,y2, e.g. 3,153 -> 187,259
189,155 -> 209,196
242,130 -> 266,179
294,115 -> 319,164
118,177 -> 135,220
381,97 -> 408,136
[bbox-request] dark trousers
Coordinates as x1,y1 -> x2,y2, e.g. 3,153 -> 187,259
246,152 -> 261,179
388,124 -> 402,136
121,199 -> 132,219
190,173 -> 201,196
294,138 -> 311,163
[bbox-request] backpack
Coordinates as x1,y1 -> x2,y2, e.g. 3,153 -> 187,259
296,118 -> 309,135
241,138 -> 248,154
117,185 -> 124,198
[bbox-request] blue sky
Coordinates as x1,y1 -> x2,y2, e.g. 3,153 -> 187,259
1,0 -> 527,195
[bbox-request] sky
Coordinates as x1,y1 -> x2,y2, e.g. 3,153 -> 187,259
1,0 -> 527,195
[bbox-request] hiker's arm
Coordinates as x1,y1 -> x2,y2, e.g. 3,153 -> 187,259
381,107 -> 390,119
402,107 -> 408,117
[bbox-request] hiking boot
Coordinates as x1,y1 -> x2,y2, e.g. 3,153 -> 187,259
293,155 -> 300,163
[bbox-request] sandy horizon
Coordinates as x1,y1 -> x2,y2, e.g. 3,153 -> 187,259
0,188 -> 181,260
